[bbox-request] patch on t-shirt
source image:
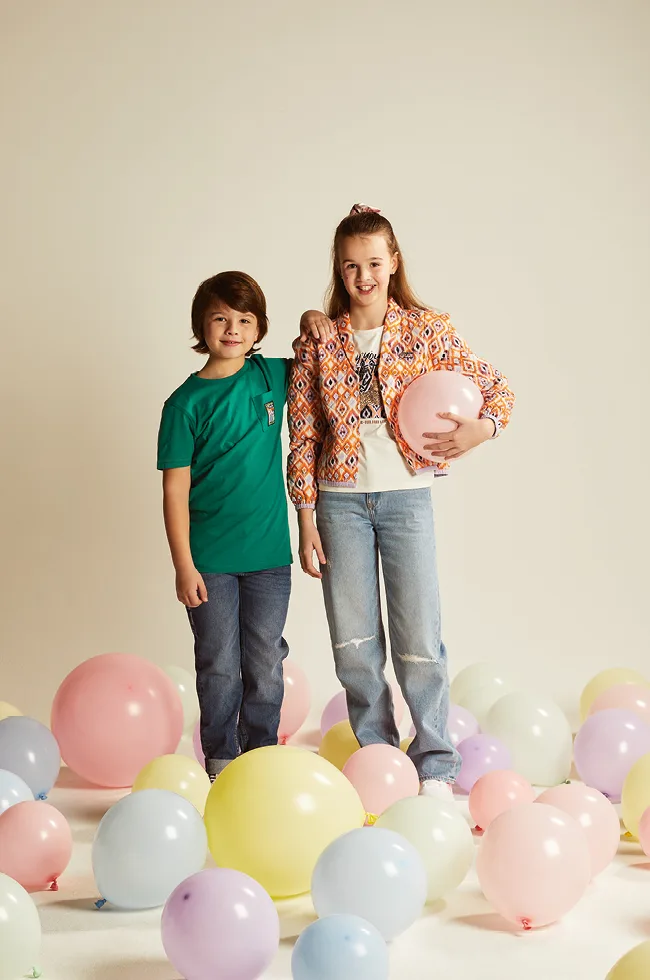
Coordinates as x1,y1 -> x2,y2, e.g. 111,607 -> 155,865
356,353 -> 385,421
265,400 -> 276,425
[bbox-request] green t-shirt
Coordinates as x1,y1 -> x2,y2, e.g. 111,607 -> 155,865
157,355 -> 293,574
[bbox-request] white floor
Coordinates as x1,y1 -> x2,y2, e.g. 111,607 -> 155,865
35,733 -> 649,980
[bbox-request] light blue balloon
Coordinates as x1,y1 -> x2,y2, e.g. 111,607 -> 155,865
0,717 -> 60,799
311,828 -> 427,941
292,914 -> 389,980
92,789 -> 207,910
0,768 -> 34,814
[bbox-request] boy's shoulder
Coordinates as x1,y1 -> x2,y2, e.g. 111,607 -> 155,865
164,375 -> 201,415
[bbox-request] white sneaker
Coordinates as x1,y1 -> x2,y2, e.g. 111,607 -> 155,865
419,779 -> 454,802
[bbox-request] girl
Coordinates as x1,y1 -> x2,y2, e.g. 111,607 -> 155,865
287,205 -> 514,798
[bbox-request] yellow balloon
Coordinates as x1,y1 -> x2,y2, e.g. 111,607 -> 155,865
204,745 -> 365,898
580,669 -> 650,722
400,737 -> 413,753
133,754 -> 211,814
621,752 -> 650,839
318,720 -> 360,770
606,940 -> 650,979
0,702 -> 22,722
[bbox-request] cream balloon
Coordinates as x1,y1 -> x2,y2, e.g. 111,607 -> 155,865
621,752 -> 650,839
580,668 -> 649,723
0,702 -> 22,723
163,665 -> 200,734
484,693 -> 572,786
450,663 -> 515,708
457,679 -> 517,729
606,940 -> 650,979
376,795 -> 474,902
0,871 -> 41,980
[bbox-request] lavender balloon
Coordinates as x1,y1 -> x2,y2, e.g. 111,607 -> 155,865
448,704 -> 481,747
161,868 -> 280,980
573,708 -> 650,802
321,692 -> 349,738
456,734 -> 512,793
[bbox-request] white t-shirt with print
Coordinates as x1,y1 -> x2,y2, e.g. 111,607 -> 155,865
320,325 -> 435,494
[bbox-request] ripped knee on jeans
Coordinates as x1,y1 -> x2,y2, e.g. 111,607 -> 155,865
334,635 -> 376,651
396,651 -> 440,666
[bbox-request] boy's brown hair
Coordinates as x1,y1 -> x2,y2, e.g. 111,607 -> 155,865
191,271 -> 269,356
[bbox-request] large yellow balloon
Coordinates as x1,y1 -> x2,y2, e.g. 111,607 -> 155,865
580,669 -> 649,722
204,745 -> 365,898
621,752 -> 650,839
0,702 -> 22,722
132,754 -> 210,814
318,720 -> 360,770
606,940 -> 650,979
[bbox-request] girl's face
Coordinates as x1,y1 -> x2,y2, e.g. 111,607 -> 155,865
339,234 -> 399,308
203,301 -> 259,359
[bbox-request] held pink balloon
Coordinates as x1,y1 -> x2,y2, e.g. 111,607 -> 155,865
535,783 -> 620,877
0,800 -> 72,891
468,770 -> 535,831
162,868 -> 280,980
278,661 -> 311,744
322,684 -> 405,738
639,807 -> 650,857
476,803 -> 591,930
343,744 -> 420,819
455,734 -> 512,793
51,653 -> 184,788
397,370 -> 484,460
573,709 -> 650,802
588,684 -> 650,725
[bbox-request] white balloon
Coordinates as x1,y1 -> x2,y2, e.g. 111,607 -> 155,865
0,767 -> 34,815
451,663 -> 515,710
483,692 -> 573,786
457,678 -> 517,728
376,796 -> 474,902
0,872 -> 41,980
163,665 -> 200,733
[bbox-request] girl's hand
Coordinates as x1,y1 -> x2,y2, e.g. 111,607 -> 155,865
421,414 -> 496,460
298,513 -> 326,578
299,310 -> 335,342
176,566 -> 208,607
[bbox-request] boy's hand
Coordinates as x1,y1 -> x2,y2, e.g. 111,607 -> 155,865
176,566 -> 208,607
422,415 -> 495,460
299,310 -> 335,342
298,511 -> 326,579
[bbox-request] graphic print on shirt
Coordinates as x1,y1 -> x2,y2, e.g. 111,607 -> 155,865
356,352 -> 385,421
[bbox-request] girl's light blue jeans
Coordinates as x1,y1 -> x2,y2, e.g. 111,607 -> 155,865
316,488 -> 460,783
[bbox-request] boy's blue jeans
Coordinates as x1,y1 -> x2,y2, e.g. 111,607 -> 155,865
187,566 -> 291,773
316,488 -> 460,783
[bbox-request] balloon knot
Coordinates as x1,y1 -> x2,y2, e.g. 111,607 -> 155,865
564,779 -> 571,784
474,825 -> 484,834
49,879 -> 59,892
95,899 -> 107,910
37,793 -> 47,801
31,970 -> 42,978
365,813 -> 378,826
521,918 -> 532,931
278,734 -> 288,746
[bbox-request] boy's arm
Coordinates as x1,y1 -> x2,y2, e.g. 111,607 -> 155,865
162,467 -> 208,607
299,309 -> 332,341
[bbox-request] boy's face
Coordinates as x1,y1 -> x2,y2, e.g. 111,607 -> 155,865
202,300 -> 260,359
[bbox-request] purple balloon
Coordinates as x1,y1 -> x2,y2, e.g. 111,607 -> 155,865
321,691 -> 349,737
573,708 -> 650,802
455,734 -> 512,793
162,868 -> 280,980
409,704 -> 480,746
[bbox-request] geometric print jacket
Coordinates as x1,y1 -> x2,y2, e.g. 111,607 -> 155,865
287,300 -> 515,509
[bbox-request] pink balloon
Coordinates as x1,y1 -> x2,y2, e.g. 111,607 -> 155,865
322,684 -> 405,738
589,684 -> 650,725
162,868 -> 280,980
639,807 -> 650,858
193,721 -> 204,767
342,744 -> 420,818
455,735 -> 512,793
535,783 -> 620,877
51,653 -> 184,788
476,802 -> 591,929
0,800 -> 72,891
278,660 -> 311,744
468,770 -> 535,831
573,709 -> 650,802
397,370 -> 484,460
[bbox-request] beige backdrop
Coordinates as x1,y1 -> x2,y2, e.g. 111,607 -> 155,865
1,0 -> 648,730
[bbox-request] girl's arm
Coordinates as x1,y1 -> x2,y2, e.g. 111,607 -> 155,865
162,467 -> 208,607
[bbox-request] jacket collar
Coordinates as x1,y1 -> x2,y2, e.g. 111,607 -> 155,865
336,299 -> 403,367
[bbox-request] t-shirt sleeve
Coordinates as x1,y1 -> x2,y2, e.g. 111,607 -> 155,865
157,402 -> 195,469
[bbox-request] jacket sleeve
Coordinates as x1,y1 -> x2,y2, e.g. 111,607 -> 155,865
287,337 -> 327,508
427,311 -> 515,435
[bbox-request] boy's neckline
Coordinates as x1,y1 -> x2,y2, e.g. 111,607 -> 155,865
193,360 -> 250,382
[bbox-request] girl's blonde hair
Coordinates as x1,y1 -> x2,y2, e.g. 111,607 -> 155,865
325,206 -> 427,319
